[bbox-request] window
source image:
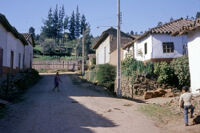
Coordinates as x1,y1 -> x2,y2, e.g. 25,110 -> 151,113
163,42 -> 174,53
144,43 -> 147,55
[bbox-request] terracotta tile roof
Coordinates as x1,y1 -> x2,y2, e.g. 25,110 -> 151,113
92,27 -> 134,52
0,13 -> 28,45
122,35 -> 141,49
172,19 -> 200,36
22,33 -> 35,47
134,18 -> 194,42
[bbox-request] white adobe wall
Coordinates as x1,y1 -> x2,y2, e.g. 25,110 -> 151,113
16,39 -> 24,69
134,34 -> 187,62
24,43 -> 33,69
6,31 -> 24,70
123,46 -> 134,59
187,30 -> 200,92
0,24 -> 8,67
152,34 -> 187,59
134,35 -> 152,61
123,49 -> 128,60
96,36 -> 110,65
0,24 -> 25,71
6,32 -> 17,69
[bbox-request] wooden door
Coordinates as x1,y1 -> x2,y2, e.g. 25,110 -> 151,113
0,48 -> 3,76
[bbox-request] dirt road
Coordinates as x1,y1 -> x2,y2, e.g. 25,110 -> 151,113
0,74 -> 162,133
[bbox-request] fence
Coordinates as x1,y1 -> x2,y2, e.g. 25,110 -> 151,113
32,60 -> 81,71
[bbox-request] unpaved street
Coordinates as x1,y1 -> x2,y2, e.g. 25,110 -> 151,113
0,74 -> 161,133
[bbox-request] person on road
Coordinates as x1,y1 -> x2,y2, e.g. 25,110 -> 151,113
179,86 -> 200,126
52,72 -> 62,92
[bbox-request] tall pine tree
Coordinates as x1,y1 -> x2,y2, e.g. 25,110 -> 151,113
64,15 -> 69,32
58,5 -> 65,34
41,8 -> 54,38
80,14 -> 87,35
53,5 -> 59,40
75,6 -> 80,38
29,27 -> 36,39
69,11 -> 76,40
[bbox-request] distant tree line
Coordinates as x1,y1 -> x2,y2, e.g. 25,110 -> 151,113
31,5 -> 94,58
41,5 -> 88,41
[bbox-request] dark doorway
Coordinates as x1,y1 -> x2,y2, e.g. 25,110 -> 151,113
10,51 -> 14,73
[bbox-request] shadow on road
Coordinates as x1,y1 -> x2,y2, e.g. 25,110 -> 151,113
0,73 -> 118,133
65,73 -> 146,104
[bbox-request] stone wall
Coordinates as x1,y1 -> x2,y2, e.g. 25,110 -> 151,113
119,75 -> 178,99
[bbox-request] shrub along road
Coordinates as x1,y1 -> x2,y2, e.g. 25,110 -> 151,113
0,73 -> 163,133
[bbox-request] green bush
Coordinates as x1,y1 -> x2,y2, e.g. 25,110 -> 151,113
122,57 -> 154,83
91,58 -> 96,65
84,68 -> 97,83
96,64 -> 116,91
154,62 -> 176,85
171,56 -> 190,87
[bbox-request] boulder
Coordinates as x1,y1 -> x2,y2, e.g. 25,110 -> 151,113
165,92 -> 174,97
143,89 -> 167,100
144,92 -> 154,100
193,115 -> 200,125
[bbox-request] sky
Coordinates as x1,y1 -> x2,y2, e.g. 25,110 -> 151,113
0,0 -> 200,37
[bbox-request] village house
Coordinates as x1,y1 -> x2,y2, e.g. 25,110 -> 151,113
0,13 -> 32,77
22,33 -> 35,69
92,27 -> 134,66
122,35 -> 141,59
132,18 -> 194,62
172,19 -> 200,92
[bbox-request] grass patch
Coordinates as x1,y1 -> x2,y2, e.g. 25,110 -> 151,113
34,45 -> 42,52
138,104 -> 181,124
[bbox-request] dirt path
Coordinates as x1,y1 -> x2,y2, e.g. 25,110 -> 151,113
0,74 -> 162,133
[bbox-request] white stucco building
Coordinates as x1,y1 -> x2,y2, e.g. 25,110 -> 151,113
92,27 -> 134,66
172,19 -> 200,92
133,18 -> 194,62
0,13 -> 33,76
22,33 -> 35,69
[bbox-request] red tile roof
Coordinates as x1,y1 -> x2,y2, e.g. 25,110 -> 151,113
92,27 -> 134,52
172,19 -> 200,36
22,33 -> 35,47
134,18 -> 194,42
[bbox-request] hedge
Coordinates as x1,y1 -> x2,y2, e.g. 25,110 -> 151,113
96,64 -> 116,92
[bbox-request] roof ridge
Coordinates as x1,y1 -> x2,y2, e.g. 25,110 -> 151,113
151,18 -> 183,32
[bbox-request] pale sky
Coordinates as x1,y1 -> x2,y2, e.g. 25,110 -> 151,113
0,0 -> 200,36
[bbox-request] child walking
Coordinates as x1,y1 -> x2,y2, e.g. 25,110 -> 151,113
179,86 -> 200,126
52,72 -> 62,92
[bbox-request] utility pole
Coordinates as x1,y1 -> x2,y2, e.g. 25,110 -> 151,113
117,0 -> 121,96
82,31 -> 85,76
